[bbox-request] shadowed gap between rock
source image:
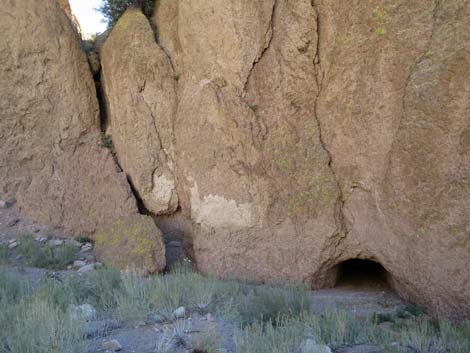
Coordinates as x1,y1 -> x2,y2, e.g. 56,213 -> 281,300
80,28 -> 192,270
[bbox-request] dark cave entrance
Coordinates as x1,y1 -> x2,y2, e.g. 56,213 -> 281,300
334,259 -> 390,289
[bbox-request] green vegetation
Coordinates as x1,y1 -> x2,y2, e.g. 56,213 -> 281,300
375,27 -> 386,37
424,49 -> 434,58
0,244 -> 9,265
0,265 -> 468,353
99,134 -> 113,149
0,272 -> 84,353
97,0 -> 155,27
16,235 -> 76,270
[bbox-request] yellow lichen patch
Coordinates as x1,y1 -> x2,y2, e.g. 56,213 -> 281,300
372,6 -> 388,24
375,27 -> 386,37
94,215 -> 166,273
372,6 -> 389,38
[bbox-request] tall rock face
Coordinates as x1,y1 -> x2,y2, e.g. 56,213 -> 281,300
311,0 -> 470,319
98,0 -> 469,319
0,0 -> 139,235
101,9 -> 178,215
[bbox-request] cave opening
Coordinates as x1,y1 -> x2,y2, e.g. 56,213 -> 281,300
334,259 -> 390,289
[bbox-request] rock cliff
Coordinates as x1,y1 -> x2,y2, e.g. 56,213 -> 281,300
0,0 -> 165,272
1,0 -> 468,319
152,0 -> 469,319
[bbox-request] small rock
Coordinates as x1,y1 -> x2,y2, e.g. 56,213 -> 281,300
67,265 -> 72,270
8,238 -> 16,244
0,200 -> 7,209
299,339 -> 332,353
65,239 -> 81,248
145,312 -> 167,325
102,339 -> 122,352
8,241 -> 18,249
135,320 -> 146,328
73,260 -> 87,269
77,263 -> 96,273
206,313 -> 214,321
72,304 -> 97,321
49,239 -> 64,246
7,218 -> 19,227
35,236 -> 48,243
173,306 -> 186,319
80,242 -> 93,252
83,319 -> 121,338
85,254 -> 96,262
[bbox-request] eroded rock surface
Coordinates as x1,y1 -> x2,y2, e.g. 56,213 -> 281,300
148,0 -> 469,319
2,0 -> 468,320
0,0 -> 138,234
94,214 -> 166,274
101,9 -> 178,215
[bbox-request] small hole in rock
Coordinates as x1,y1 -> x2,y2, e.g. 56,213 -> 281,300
335,259 -> 390,289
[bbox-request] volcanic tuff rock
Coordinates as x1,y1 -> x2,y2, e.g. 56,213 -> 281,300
149,0 -> 469,319
101,9 -> 178,215
94,214 -> 166,274
1,0 -> 469,320
0,0 -> 139,235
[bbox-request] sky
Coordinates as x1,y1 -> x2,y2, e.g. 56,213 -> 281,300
69,0 -> 107,37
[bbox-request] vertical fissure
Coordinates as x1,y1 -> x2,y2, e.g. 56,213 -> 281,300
148,19 -> 177,77
241,0 -> 278,97
310,0 -> 347,238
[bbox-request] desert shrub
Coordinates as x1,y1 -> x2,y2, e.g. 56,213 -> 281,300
0,266 -> 468,353
0,272 -> 83,353
0,244 -> 9,265
17,235 -> 76,270
235,284 -> 310,326
2,296 -> 84,353
235,311 -> 395,353
235,316 -> 306,353
69,268 -> 124,311
398,318 -> 470,353
438,319 -> 470,353
97,0 -> 155,27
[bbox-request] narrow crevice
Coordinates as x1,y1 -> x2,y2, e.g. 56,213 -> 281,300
241,0 -> 278,97
127,175 -> 153,215
82,32 -> 161,218
95,74 -> 108,132
148,18 -> 177,77
310,0 -> 347,238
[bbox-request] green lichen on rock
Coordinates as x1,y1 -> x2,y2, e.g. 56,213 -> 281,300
94,214 -> 166,274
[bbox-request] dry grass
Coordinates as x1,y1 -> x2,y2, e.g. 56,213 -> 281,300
0,266 -> 468,353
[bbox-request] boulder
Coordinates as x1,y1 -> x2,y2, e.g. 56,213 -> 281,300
0,0 -> 139,235
94,215 -> 166,273
101,9 -> 178,215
